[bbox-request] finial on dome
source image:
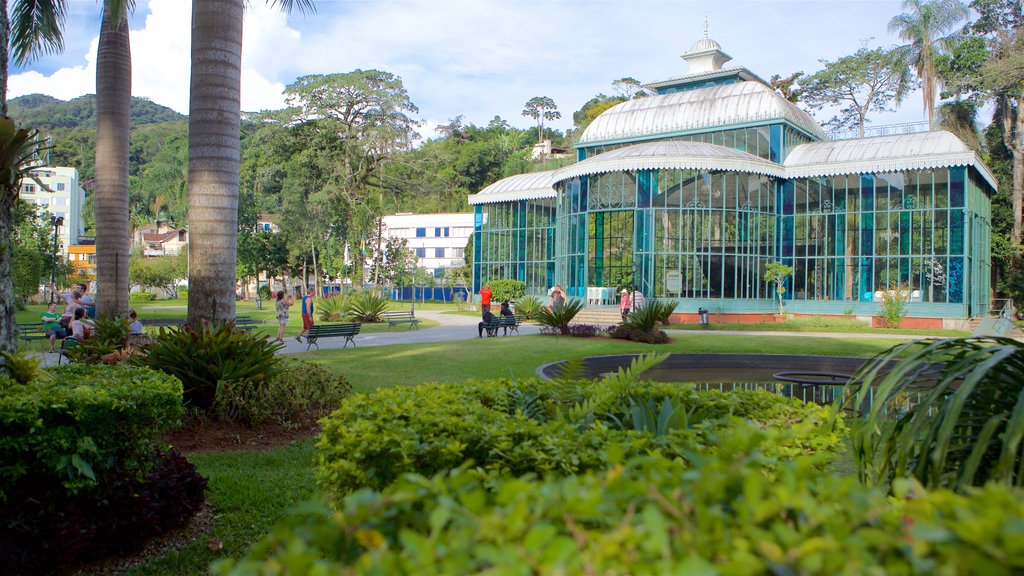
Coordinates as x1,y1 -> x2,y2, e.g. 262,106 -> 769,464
704,13 -> 708,38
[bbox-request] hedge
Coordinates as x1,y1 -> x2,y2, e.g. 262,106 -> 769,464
219,429 -> 1024,575
315,377 -> 841,499
0,364 -> 184,498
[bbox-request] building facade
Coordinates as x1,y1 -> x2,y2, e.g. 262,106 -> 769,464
20,166 -> 86,256
67,244 -> 96,279
469,37 -> 995,323
381,213 -> 474,278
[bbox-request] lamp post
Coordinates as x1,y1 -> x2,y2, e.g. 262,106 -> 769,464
48,215 -> 64,304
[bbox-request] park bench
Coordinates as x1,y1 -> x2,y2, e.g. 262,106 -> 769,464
381,311 -> 421,330
233,315 -> 262,331
16,323 -> 48,350
305,322 -> 361,351
485,315 -> 523,337
58,337 -> 83,365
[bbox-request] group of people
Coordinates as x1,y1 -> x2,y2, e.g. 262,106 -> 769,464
274,288 -> 316,343
619,286 -> 645,322
477,284 -> 516,337
39,283 -> 144,353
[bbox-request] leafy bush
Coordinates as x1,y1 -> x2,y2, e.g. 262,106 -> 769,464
513,295 -> 543,319
488,279 -> 526,303
0,349 -> 46,384
139,322 -> 283,410
213,359 -> 352,425
0,364 -> 183,498
219,432 -> 1024,576
177,288 -> 188,300
534,298 -> 584,334
315,372 -> 839,498
66,314 -> 138,364
346,291 -> 389,322
843,337 -> 1024,491
317,294 -> 350,322
257,286 -> 271,301
565,323 -> 601,337
878,286 -> 910,328
129,292 -> 157,302
650,298 -> 679,325
610,324 -> 670,343
2,449 -> 205,575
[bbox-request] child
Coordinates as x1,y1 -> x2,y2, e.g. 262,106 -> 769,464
70,307 -> 93,341
127,309 -> 144,335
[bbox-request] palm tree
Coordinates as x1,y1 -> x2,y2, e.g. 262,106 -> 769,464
94,1 -> 132,319
888,0 -> 968,128
186,0 -> 313,326
0,0 -> 69,353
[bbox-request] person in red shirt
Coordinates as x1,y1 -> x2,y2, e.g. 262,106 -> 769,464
480,284 -> 493,316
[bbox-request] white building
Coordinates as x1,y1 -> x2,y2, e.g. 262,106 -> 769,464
381,212 -> 474,278
20,167 -> 86,256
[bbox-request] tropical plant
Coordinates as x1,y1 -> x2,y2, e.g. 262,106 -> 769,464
534,298 -> 584,334
622,396 -> 704,437
624,301 -> 663,332
650,299 -> 679,325
346,291 -> 389,322
139,322 -> 283,410
879,285 -> 910,328
317,294 -> 350,322
66,314 -> 136,364
513,295 -> 543,319
842,337 -> 1024,491
888,0 -> 969,126
763,261 -> 793,314
186,0 -> 314,327
0,349 -> 47,384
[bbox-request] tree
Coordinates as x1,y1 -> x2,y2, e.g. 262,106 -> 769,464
570,94 -> 625,140
770,72 -> 804,103
94,1 -> 132,319
186,0 -> 314,327
129,253 -> 186,298
521,96 -> 560,143
763,261 -> 793,314
612,77 -> 648,99
889,0 -> 970,126
801,47 -> 916,137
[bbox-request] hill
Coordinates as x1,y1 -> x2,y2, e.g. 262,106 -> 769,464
9,94 -> 186,129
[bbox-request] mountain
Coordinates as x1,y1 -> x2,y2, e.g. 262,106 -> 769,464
9,94 -> 186,130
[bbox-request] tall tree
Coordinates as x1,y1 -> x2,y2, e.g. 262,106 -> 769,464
521,96 -> 560,143
889,0 -> 969,126
0,0 -> 69,353
801,47 -> 916,137
186,0 -> 314,326
94,1 -> 132,319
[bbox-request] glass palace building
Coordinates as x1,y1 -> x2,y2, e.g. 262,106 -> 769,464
469,36 -> 996,325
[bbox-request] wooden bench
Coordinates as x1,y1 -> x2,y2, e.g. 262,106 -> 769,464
381,311 -> 421,330
58,337 -> 83,365
16,323 -> 49,350
305,322 -> 361,350
233,315 -> 263,331
484,315 -> 523,337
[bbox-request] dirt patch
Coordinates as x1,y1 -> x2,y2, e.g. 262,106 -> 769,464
163,411 -> 324,453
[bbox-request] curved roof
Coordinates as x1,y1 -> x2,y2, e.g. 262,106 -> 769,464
553,141 -> 784,183
688,37 -> 722,53
786,131 -> 997,190
579,81 -> 826,146
468,170 -> 557,205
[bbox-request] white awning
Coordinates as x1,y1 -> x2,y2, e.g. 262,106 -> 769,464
786,131 -> 997,190
468,170 -> 557,205
552,141 -> 784,183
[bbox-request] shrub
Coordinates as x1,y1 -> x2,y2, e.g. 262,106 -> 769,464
843,336 -> 1024,491
513,295 -> 543,319
213,359 -> 352,425
487,279 -> 526,303
177,288 -> 188,300
565,323 -> 601,337
610,324 -> 670,344
257,286 -> 271,301
318,294 -> 350,322
315,374 -> 839,498
129,292 -> 157,302
650,298 -> 679,325
878,285 -> 910,328
139,322 -> 283,410
534,298 -> 584,334
218,432 -> 1024,576
66,314 -> 138,365
346,291 -> 389,322
624,301 -> 662,331
0,364 -> 183,499
2,449 -> 205,575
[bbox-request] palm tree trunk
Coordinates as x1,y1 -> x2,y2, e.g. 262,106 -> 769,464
0,194 -> 15,353
186,0 -> 243,326
0,0 -> 9,118
94,4 -> 131,318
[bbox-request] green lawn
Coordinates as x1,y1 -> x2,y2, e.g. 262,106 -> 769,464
298,332 -> 903,394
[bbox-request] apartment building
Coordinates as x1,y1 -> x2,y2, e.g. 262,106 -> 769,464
380,213 -> 474,278
20,166 -> 86,256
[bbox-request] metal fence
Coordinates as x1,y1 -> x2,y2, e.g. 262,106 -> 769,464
690,381 -> 931,415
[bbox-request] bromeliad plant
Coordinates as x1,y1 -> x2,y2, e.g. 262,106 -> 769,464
346,291 -> 389,322
317,294 -> 350,322
842,336 -> 1024,491
139,321 -> 283,410
534,298 -> 584,335
513,295 -> 543,320
65,315 -> 135,364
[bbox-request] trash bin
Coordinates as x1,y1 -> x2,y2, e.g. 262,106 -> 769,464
698,307 -> 709,327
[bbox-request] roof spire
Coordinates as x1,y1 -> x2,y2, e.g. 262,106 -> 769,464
704,13 -> 709,38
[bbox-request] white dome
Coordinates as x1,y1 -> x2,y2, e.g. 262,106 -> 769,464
579,81 -> 826,145
688,37 -> 722,53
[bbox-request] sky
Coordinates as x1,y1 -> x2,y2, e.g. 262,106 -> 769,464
10,0 -> 935,140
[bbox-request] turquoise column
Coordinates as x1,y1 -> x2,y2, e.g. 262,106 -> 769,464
859,175 -> 874,298
516,201 -> 527,282
473,206 -> 483,292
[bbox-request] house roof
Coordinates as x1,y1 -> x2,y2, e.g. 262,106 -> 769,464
468,170 -> 558,206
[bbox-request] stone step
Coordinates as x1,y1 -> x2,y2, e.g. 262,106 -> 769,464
572,307 -> 623,326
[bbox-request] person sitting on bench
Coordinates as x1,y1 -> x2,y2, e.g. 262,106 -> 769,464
478,310 -> 495,338
499,301 -> 514,335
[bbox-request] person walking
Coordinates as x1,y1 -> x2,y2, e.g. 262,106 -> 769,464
297,288 -> 315,342
619,288 -> 631,323
479,284 -> 493,316
632,286 -> 645,310
274,290 -> 294,343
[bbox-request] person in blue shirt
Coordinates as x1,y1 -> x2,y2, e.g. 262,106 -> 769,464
297,288 -> 315,342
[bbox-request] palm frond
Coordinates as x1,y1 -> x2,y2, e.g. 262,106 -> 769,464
10,0 -> 68,65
